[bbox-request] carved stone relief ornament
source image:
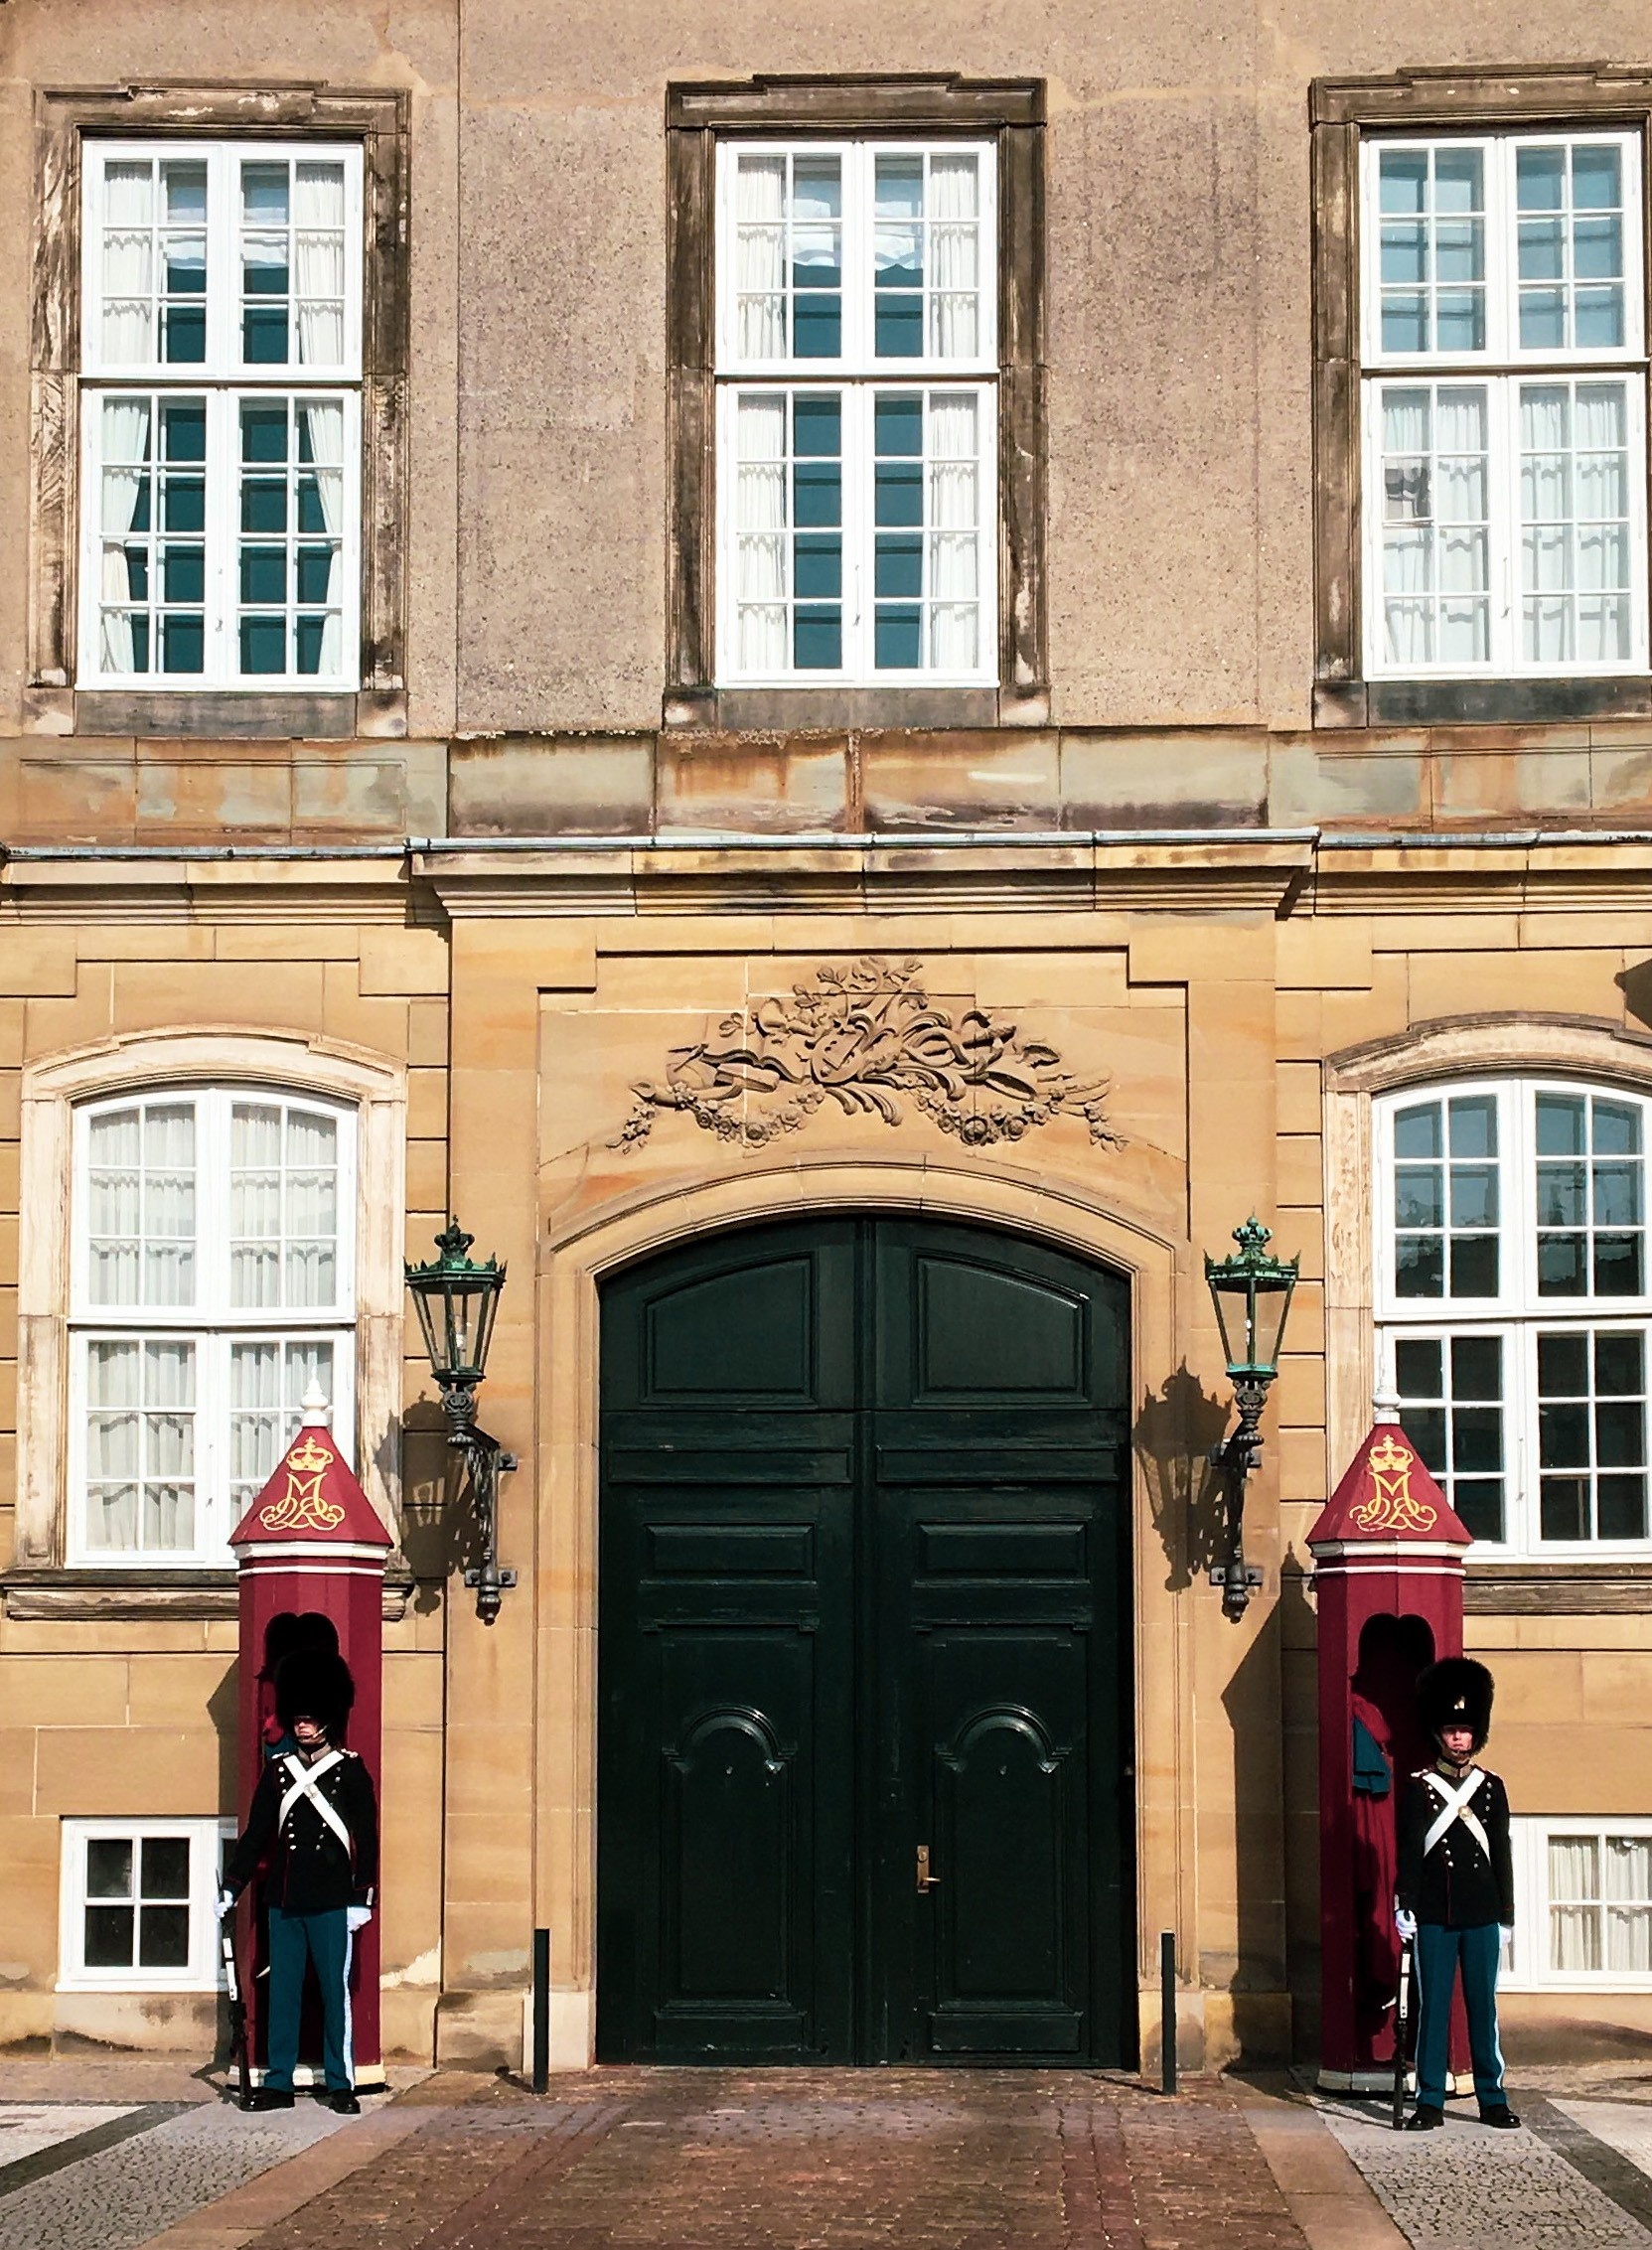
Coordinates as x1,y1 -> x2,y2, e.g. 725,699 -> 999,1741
610,958 -> 1119,1154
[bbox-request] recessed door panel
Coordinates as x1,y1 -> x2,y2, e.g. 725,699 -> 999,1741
597,1215 -> 1132,2068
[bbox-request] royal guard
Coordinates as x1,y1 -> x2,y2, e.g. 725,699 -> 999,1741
1395,1657 -> 1519,2132
218,1648 -> 379,2113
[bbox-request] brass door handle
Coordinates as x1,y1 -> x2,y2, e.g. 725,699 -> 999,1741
916,1845 -> 940,1893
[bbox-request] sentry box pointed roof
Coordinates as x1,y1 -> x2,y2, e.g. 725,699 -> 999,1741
229,1389 -> 391,1553
1306,1419 -> 1472,1551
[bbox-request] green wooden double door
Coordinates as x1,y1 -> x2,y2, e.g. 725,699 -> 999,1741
596,1217 -> 1133,2065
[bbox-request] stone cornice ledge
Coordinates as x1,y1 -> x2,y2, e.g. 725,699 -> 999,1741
1313,832 -> 1652,914
1463,1563 -> 1652,1615
1,1566 -> 416,1621
0,851 -> 414,926
413,831 -> 1318,917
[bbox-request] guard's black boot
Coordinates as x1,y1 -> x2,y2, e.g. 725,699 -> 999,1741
1479,2105 -> 1521,2128
240,2087 -> 294,2112
328,2087 -> 361,2114
1404,2105 -> 1445,2131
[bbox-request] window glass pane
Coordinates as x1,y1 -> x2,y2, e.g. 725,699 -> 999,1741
1392,1330 -> 1505,1541
1379,385 -> 1490,668
1376,145 -> 1485,355
140,1837 -> 191,1899
85,1839 -> 133,1900
138,1905 -> 191,1969
236,399 -> 346,679
1537,1090 -> 1646,1297
1517,142 -> 1626,352
86,1099 -> 196,1307
1391,1094 -> 1498,1297
96,397 -> 208,679
1538,1328 -> 1647,1540
228,1338 -> 336,1514
84,1905 -> 136,1970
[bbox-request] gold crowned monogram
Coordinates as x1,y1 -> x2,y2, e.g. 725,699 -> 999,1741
1350,1429 -> 1438,1534
258,1432 -> 347,1533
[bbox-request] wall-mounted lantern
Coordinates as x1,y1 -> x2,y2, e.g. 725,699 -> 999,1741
1204,1215 -> 1299,1621
405,1219 -> 516,1624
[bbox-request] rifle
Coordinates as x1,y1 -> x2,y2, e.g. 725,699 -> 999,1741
1392,1933 -> 1414,2130
222,1909 -> 251,2109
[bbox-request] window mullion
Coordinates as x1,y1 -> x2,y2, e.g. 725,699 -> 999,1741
848,383 -> 870,678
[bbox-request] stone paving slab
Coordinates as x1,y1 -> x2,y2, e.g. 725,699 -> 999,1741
0,2097 -> 355,2250
0,2106 -> 136,2166
1316,2094 -> 1652,2250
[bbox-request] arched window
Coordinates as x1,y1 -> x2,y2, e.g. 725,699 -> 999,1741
1376,1075 -> 1652,1552
68,1085 -> 358,1564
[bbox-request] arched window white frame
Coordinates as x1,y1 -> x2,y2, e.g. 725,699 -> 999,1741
14,1029 -> 404,1583
67,1085 -> 358,1566
1375,1073 -> 1652,1555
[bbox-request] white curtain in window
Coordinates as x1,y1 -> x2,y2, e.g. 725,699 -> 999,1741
1605,1836 -> 1652,1973
735,392 -> 789,674
293,162 -> 347,365
1521,384 -> 1572,664
230,1103 -> 283,1309
928,154 -> 979,360
142,1339 -> 195,1552
141,1104 -> 196,1308
229,1339 -> 282,1496
927,391 -> 979,673
88,1108 -> 142,1305
284,1109 -> 339,1307
1549,1834 -> 1602,1972
98,397 -> 153,675
298,401 -> 346,674
736,156 -> 787,359
101,162 -> 155,363
1575,382 -> 1630,664
1381,389 -> 1433,666
85,1339 -> 140,1552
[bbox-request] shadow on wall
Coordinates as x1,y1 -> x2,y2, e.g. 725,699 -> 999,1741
398,1401 -> 481,1614
1133,1362 -> 1233,1590
1222,1606 -> 1290,2061
1617,962 -> 1652,1031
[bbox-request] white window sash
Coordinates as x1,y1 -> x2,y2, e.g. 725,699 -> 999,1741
1361,374 -> 1648,677
714,378 -> 997,687
1500,1819 -> 1652,1992
81,140 -> 364,382
58,1819 -> 235,1994
77,387 -> 361,692
1360,131 -> 1645,370
714,139 -> 998,378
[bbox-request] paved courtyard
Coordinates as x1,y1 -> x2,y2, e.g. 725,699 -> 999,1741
2,2063 -> 1652,2250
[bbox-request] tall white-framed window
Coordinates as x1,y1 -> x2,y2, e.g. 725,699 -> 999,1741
714,139 -> 998,686
68,1086 -> 357,1566
77,139 -> 363,689
1500,1818 -> 1652,1991
1376,1077 -> 1652,1555
1360,131 -> 1648,677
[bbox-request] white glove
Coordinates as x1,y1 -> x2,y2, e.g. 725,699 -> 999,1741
215,1889 -> 234,1921
1395,1908 -> 1418,1942
346,1904 -> 373,1932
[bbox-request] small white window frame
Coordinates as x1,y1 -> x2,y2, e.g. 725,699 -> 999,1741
1358,128 -> 1649,679
1375,1075 -> 1652,1558
1501,1816 -> 1652,1992
66,1084 -> 359,1568
58,1818 -> 235,1994
76,138 -> 365,693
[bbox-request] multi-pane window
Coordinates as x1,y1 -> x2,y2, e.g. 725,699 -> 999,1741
1377,1079 -> 1652,1551
1501,1820 -> 1652,1989
715,140 -> 996,685
1360,132 -> 1647,676
78,141 -> 362,688
59,1821 -> 232,1991
70,1087 -> 356,1564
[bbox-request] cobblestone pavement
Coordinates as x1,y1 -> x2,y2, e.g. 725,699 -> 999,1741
1318,2091 -> 1652,2249
0,2095 -> 354,2250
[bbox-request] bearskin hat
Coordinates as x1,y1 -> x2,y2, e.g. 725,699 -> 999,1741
1416,1656 -> 1494,1752
274,1647 -> 355,1738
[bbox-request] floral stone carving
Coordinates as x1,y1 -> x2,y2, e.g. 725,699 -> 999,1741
610,958 -> 1118,1153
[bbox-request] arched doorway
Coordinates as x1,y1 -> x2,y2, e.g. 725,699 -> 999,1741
595,1214 -> 1134,2065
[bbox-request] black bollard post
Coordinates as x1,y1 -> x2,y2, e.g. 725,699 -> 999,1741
1160,1930 -> 1177,2095
531,1927 -> 550,2095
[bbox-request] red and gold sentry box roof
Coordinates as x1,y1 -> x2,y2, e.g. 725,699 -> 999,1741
228,1420 -> 391,1551
1306,1422 -> 1472,1550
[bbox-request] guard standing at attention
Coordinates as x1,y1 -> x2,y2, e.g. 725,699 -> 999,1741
1395,1656 -> 1520,2132
218,1649 -> 378,2113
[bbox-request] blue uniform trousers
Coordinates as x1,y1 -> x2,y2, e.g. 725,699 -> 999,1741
265,1906 -> 354,2093
1413,1919 -> 1506,2110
